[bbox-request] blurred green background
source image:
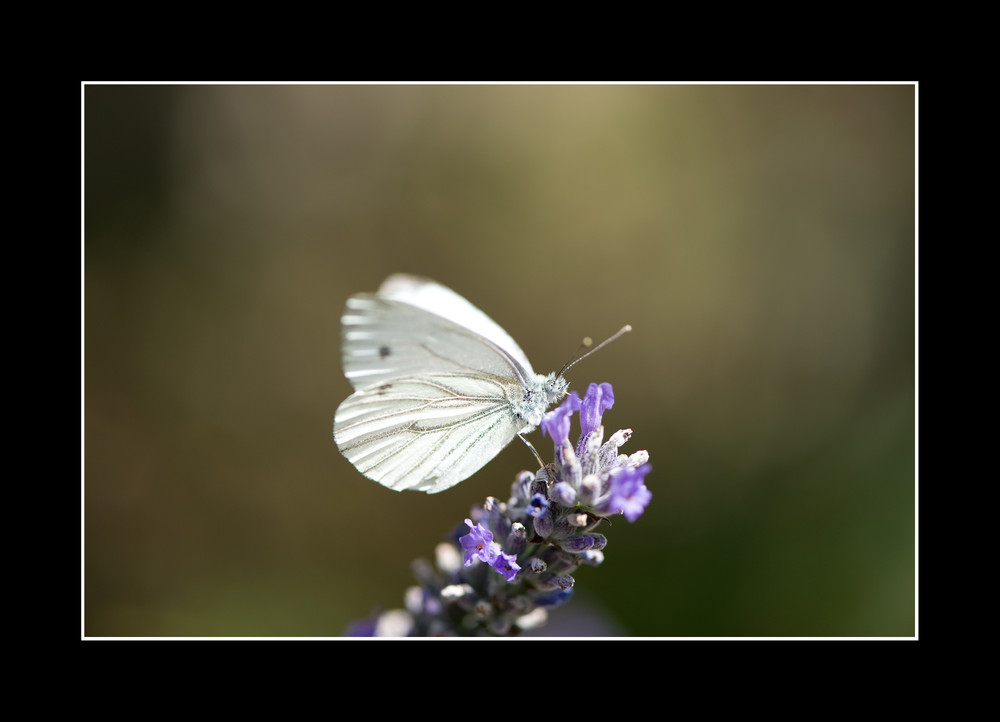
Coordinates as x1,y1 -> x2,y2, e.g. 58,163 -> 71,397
84,84 -> 915,637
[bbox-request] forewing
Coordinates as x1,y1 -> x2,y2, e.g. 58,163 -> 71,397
376,274 -> 535,375
333,373 -> 526,493
341,293 -> 532,390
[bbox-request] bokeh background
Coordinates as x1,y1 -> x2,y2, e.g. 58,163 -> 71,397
84,84 -> 915,637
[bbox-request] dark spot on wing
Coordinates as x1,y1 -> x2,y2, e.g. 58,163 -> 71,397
377,383 -> 393,395
379,345 -> 392,359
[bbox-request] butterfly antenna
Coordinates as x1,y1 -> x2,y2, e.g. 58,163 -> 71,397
518,433 -> 546,470
558,324 -> 632,377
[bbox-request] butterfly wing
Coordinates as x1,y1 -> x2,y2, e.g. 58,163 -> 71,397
334,373 -> 529,493
334,281 -> 537,493
375,274 -> 535,376
340,292 -> 534,390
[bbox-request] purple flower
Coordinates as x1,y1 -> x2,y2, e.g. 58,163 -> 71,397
541,392 -> 581,445
550,481 -> 577,506
459,519 -> 500,565
527,493 -> 550,518
348,379 -> 652,636
606,463 -> 653,522
344,618 -> 377,636
579,382 -> 615,441
533,588 -> 574,609
491,551 -> 521,582
560,533 -> 608,553
541,381 -> 653,527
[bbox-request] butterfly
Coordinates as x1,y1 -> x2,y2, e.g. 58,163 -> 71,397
333,274 -> 629,494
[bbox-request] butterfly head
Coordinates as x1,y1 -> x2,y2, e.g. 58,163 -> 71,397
543,371 -> 570,403
512,372 -> 569,431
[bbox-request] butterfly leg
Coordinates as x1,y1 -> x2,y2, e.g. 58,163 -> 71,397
517,433 -> 546,471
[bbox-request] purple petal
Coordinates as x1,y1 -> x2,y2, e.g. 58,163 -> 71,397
491,551 -> 521,582
459,519 -> 498,565
541,392 -> 581,446
579,383 -> 615,440
607,463 -> 652,522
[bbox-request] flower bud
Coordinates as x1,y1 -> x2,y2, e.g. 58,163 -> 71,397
606,428 -> 632,450
404,586 -> 424,614
549,481 -> 577,506
536,573 -> 575,591
506,522 -> 528,555
541,548 -> 580,574
627,449 -> 650,466
527,493 -> 550,518
577,474 -> 601,505
553,515 -> 579,540
507,595 -> 534,616
560,534 -> 603,553
483,496 -> 510,539
533,588 -> 574,609
374,609 -> 414,637
557,441 -> 581,487
511,471 -> 534,501
473,600 -> 492,619
532,509 -> 554,538
441,583 -> 475,601
516,608 -> 548,630
434,543 -> 462,575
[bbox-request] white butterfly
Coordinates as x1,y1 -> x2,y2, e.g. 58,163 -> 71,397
333,274 -> 572,494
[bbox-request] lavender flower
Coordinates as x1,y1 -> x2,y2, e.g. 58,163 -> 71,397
347,382 -> 651,637
605,464 -> 654,523
460,519 -> 501,566
491,551 -> 521,582
527,493 -> 550,518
